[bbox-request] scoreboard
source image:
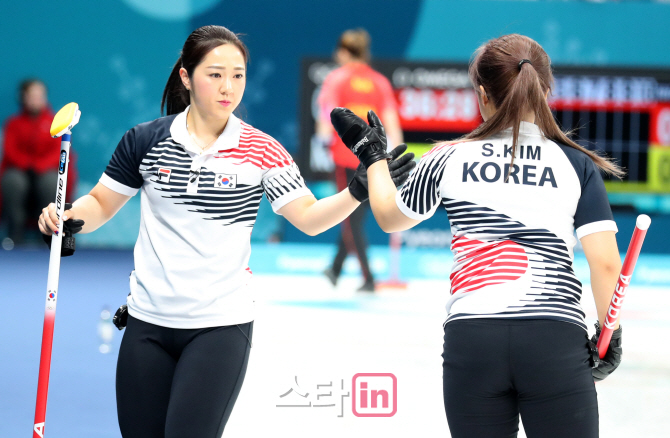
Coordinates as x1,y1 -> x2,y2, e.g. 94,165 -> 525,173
548,68 -> 670,192
298,58 -> 670,194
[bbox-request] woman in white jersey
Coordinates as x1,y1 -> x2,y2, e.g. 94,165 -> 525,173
330,34 -> 624,438
38,25 -> 415,437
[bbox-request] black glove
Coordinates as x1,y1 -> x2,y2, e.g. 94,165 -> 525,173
330,108 -> 391,168
388,144 -> 417,187
42,202 -> 85,257
590,322 -> 622,381
348,144 -> 417,202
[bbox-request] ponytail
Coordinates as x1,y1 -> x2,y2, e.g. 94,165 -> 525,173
453,34 -> 625,179
534,85 -> 625,179
160,25 -> 249,116
161,57 -> 189,116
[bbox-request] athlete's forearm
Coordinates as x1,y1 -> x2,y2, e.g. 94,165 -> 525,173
367,160 -> 403,232
289,190 -> 361,236
70,194 -> 110,233
581,231 -> 622,329
70,183 -> 132,233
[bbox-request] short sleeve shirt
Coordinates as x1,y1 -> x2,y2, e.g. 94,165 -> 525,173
396,122 -> 617,330
100,107 -> 312,328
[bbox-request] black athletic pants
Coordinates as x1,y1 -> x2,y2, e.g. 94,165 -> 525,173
116,315 -> 253,438
331,166 -> 373,282
442,319 -> 598,438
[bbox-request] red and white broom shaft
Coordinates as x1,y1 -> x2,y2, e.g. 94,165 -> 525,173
33,134 -> 72,438
596,214 -> 651,359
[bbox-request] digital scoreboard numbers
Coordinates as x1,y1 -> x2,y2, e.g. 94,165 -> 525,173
299,58 -> 670,193
395,87 -> 480,131
549,70 -> 670,192
388,66 -> 481,133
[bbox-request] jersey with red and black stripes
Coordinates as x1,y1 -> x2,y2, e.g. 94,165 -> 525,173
396,122 -> 617,330
100,107 -> 312,329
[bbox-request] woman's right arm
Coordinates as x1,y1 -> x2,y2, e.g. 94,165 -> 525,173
580,230 -> 622,328
367,160 -> 420,232
39,183 -> 131,235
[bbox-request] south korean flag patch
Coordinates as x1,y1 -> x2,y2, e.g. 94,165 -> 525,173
215,173 -> 237,189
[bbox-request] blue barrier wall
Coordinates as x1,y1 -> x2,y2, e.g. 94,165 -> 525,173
406,0 -> 670,66
1,0 -> 669,248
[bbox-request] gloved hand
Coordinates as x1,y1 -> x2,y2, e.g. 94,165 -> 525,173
590,322 -> 622,381
42,202 -> 85,257
330,108 -> 391,168
348,144 -> 417,202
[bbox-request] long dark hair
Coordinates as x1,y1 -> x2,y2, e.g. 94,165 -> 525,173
161,25 -> 249,116
456,34 -> 624,178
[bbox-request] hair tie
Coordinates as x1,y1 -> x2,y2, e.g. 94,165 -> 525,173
518,59 -> 532,70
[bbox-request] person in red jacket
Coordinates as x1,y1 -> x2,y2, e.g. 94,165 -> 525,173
317,29 -> 403,292
1,79 -> 76,245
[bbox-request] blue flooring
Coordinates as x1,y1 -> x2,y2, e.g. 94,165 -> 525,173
1,249 -> 133,438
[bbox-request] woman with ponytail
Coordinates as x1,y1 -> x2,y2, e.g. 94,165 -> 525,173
37,25 -> 415,437
330,34 -> 624,437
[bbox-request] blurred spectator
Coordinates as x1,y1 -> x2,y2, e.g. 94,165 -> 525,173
0,79 -> 77,245
317,29 -> 403,292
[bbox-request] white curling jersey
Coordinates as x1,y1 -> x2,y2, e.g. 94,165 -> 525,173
100,107 -> 312,328
397,122 -> 617,330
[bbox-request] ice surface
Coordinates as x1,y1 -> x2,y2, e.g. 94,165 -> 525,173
2,250 -> 668,437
